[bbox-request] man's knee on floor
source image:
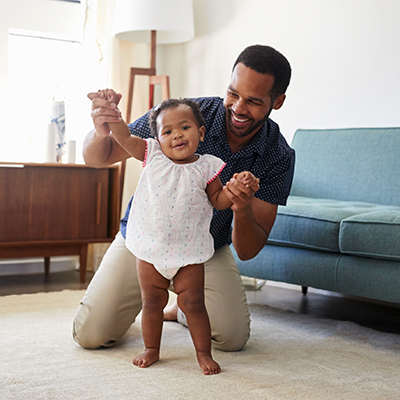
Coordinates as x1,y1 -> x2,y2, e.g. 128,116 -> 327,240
72,319 -> 114,349
211,319 -> 250,352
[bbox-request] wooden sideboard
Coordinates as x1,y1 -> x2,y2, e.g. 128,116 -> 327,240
0,162 -> 122,283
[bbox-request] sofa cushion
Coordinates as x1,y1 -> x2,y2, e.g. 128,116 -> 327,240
268,196 -> 395,252
290,128 -> 400,206
339,210 -> 400,261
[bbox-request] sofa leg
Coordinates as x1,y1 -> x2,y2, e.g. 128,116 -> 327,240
301,286 -> 308,295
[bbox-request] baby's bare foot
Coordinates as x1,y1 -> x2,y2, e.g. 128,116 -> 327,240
132,348 -> 160,368
197,352 -> 221,375
163,300 -> 179,321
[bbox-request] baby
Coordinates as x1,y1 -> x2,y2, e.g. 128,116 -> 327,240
88,89 -> 259,374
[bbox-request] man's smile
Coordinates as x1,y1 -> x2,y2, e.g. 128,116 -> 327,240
229,109 -> 252,128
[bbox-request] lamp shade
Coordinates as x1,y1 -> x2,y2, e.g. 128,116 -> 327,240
113,0 -> 195,44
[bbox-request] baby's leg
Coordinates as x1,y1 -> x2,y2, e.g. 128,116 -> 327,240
173,264 -> 221,375
134,259 -> 170,368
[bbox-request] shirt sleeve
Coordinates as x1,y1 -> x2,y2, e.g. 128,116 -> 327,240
142,138 -> 160,167
200,154 -> 227,184
128,110 -> 153,138
254,148 -> 295,206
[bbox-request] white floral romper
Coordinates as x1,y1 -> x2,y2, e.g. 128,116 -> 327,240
126,138 -> 226,279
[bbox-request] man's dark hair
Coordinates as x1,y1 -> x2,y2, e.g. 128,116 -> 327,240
233,44 -> 291,99
149,98 -> 205,137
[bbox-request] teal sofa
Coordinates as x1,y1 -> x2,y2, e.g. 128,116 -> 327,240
233,127 -> 400,304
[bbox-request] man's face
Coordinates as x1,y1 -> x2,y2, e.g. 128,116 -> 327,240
223,63 -> 285,139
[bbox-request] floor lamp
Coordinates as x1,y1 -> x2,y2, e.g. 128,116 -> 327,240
113,0 -> 195,203
113,0 -> 195,122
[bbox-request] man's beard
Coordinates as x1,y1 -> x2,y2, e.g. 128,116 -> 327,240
226,107 -> 272,138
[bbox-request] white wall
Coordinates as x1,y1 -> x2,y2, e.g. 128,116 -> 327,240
158,0 -> 400,143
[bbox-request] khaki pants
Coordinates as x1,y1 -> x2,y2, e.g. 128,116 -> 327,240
73,232 -> 250,351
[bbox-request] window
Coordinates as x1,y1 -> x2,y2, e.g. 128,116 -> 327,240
3,29 -> 102,163
1,1 -> 104,164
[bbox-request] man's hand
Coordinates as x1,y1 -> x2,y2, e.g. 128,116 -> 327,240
225,172 -> 278,260
223,172 -> 258,212
83,89 -> 129,168
87,90 -> 122,138
235,171 -> 260,192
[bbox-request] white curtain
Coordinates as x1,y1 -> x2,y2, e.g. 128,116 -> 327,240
86,0 -> 150,216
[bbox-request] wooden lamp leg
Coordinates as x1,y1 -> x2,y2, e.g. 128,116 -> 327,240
149,75 -> 170,102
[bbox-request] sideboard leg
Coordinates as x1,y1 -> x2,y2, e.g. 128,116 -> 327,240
79,244 -> 89,284
44,257 -> 50,275
301,286 -> 308,295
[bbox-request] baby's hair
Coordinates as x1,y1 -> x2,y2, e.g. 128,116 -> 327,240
149,98 -> 205,137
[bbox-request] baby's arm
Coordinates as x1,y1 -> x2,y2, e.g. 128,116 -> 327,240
206,171 -> 259,210
88,89 -> 146,162
206,176 -> 233,210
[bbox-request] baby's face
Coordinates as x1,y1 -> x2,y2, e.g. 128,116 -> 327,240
156,105 -> 205,164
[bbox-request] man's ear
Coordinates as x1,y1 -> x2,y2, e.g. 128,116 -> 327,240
273,94 -> 286,110
199,126 -> 206,141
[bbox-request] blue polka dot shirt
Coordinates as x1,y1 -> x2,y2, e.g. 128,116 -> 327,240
120,97 -> 295,250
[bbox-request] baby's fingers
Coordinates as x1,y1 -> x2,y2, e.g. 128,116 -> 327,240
87,92 -> 98,101
242,176 -> 258,185
249,178 -> 260,192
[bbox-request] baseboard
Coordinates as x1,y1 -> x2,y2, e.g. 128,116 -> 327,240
265,280 -> 344,297
0,256 -> 79,276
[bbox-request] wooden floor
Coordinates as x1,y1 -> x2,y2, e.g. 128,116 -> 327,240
0,270 -> 92,296
1,270 -> 399,335
245,282 -> 400,335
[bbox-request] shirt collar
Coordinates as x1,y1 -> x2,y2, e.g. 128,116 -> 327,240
247,120 -> 270,156
231,120 -> 270,158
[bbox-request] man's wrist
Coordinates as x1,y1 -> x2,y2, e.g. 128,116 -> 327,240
232,200 -> 254,217
93,128 -> 110,139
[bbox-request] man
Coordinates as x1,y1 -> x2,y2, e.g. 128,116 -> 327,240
73,44 -> 295,352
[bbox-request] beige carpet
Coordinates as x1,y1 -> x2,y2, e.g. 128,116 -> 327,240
1,290 -> 399,400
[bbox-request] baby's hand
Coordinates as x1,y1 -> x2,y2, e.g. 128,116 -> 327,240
87,89 -> 121,104
101,89 -> 119,103
236,171 -> 260,192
